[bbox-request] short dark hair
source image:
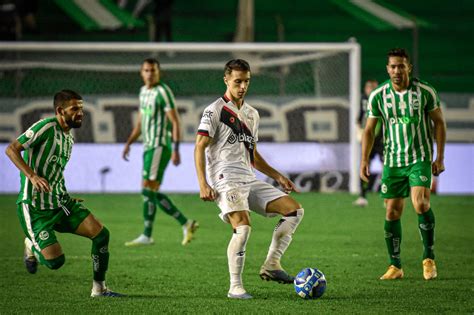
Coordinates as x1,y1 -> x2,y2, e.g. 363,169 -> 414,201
53,90 -> 82,110
387,48 -> 410,63
224,59 -> 250,75
143,57 -> 160,68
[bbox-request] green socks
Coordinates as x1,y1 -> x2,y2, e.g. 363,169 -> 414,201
383,209 -> 435,267
142,189 -> 158,237
142,189 -> 188,237
155,192 -> 188,225
384,219 -> 402,268
418,208 -> 435,259
91,227 -> 110,281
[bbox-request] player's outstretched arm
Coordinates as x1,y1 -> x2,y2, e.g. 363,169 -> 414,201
254,147 -> 298,193
123,112 -> 142,161
429,108 -> 447,176
360,117 -> 378,183
166,108 -> 181,166
194,134 -> 216,201
5,140 -> 51,192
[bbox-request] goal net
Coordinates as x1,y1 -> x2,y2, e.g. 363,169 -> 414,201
0,42 -> 360,193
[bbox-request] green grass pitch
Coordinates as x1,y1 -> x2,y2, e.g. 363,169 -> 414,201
0,193 -> 473,313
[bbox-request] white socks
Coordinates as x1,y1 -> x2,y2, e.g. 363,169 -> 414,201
226,209 -> 303,294
264,208 -> 304,270
227,225 -> 251,295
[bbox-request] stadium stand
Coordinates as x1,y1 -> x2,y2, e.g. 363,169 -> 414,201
18,0 -> 473,93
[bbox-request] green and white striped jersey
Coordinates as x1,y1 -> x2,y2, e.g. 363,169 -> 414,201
139,82 -> 175,150
367,78 -> 440,167
16,117 -> 74,210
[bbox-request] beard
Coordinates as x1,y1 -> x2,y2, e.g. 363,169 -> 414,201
65,117 -> 82,128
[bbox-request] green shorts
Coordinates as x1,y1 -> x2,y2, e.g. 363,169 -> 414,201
380,161 -> 432,199
17,196 -> 90,251
143,146 -> 171,182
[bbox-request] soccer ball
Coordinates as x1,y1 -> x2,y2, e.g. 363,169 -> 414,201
294,267 -> 326,299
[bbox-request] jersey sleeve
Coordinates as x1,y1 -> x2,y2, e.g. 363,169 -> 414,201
253,110 -> 260,142
197,104 -> 219,138
17,120 -> 52,149
161,84 -> 176,111
424,83 -> 440,112
366,92 -> 381,118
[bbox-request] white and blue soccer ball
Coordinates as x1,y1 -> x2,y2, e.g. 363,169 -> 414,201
294,267 -> 326,299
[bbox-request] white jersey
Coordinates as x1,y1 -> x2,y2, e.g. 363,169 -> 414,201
197,96 -> 259,186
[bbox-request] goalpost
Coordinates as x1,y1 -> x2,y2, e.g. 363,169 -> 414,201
0,42 -> 361,193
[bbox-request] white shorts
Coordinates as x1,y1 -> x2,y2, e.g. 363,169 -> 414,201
214,179 -> 287,223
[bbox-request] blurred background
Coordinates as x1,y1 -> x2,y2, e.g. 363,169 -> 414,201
0,0 -> 472,194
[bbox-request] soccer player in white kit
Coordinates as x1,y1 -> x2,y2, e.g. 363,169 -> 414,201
194,59 -> 305,299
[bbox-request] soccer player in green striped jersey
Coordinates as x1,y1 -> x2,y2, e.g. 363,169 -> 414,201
5,90 -> 124,297
353,79 -> 383,207
360,48 -> 446,281
122,58 -> 198,247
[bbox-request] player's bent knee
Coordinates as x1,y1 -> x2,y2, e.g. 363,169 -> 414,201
44,254 -> 65,270
386,209 -> 402,220
143,180 -> 160,191
274,196 -> 302,215
93,226 -> 110,246
287,197 -> 302,210
412,197 -> 429,213
228,211 -> 251,228
415,202 -> 430,213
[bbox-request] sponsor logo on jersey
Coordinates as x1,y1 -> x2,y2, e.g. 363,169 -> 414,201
381,184 -> 388,194
411,100 -> 420,110
227,133 -> 237,144
25,129 -> 34,138
239,133 -> 255,148
48,155 -> 58,163
200,111 -> 213,125
227,132 -> 255,148
409,90 -> 420,110
39,230 -> 49,241
202,110 -> 213,119
389,117 -> 419,125
383,92 -> 394,109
